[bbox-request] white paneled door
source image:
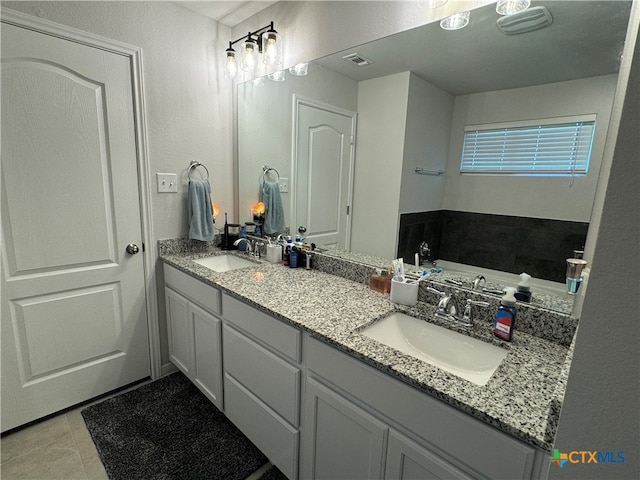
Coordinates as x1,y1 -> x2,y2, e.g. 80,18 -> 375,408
1,22 -> 150,431
294,97 -> 356,250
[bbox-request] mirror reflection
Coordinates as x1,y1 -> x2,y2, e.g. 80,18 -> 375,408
237,0 -> 632,314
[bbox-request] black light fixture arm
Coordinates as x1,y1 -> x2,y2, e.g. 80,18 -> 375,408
226,21 -> 276,53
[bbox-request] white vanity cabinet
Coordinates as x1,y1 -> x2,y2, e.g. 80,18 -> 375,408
164,265 -> 223,409
302,336 -> 550,480
221,293 -> 302,480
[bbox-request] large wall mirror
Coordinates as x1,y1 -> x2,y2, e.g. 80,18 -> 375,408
237,0 -> 632,313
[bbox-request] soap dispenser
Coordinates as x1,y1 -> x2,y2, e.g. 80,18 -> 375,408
494,287 -> 517,342
514,273 -> 532,302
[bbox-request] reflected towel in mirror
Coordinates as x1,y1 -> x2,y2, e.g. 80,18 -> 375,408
188,179 -> 214,241
261,181 -> 285,235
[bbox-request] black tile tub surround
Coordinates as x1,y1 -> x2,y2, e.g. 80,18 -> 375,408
398,211 -> 588,283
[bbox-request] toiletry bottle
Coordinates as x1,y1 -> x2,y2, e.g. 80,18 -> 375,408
282,237 -> 292,266
514,272 -> 532,302
370,269 -> 391,294
290,246 -> 299,268
238,225 -> 247,251
494,287 -> 517,342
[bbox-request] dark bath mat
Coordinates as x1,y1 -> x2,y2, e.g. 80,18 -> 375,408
258,464 -> 289,480
81,372 -> 267,480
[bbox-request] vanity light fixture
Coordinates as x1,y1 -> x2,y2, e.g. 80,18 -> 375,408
440,11 -> 470,30
418,0 -> 448,8
289,63 -> 309,76
224,21 -> 281,79
267,70 -> 286,82
496,0 -> 531,16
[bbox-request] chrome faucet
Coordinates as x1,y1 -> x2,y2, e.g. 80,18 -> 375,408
427,287 -> 489,327
426,287 -> 461,323
233,238 -> 253,254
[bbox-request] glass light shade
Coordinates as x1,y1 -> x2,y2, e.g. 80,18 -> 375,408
418,0 -> 448,8
289,63 -> 308,76
267,70 -> 285,82
440,11 -> 470,30
241,38 -> 259,72
261,28 -> 281,66
224,48 -> 237,79
496,0 -> 531,15
252,201 -> 265,215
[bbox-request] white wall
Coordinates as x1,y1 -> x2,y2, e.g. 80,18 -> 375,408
350,72 -> 409,259
443,75 -> 618,222
399,72 -> 453,215
550,15 -> 639,479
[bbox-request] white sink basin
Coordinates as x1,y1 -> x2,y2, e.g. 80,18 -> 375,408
361,312 -> 507,386
193,254 -> 256,272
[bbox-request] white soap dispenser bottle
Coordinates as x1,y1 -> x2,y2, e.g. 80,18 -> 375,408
515,272 -> 532,302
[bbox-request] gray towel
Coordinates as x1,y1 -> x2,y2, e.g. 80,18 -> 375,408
261,181 -> 285,235
188,179 -> 214,241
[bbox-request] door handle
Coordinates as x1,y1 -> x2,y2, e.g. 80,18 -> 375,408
126,244 -> 140,255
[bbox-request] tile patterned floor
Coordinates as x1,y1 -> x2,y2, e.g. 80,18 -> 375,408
1,409 -> 108,480
1,384 -> 271,480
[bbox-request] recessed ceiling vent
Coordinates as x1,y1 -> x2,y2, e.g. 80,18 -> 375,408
342,52 -> 374,67
496,6 -> 553,35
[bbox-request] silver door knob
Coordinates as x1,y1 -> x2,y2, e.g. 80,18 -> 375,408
126,244 -> 140,255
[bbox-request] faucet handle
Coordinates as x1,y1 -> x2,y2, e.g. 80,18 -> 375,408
426,286 -> 445,297
462,299 -> 490,326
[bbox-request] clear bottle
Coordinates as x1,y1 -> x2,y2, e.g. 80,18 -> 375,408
494,287 -> 517,342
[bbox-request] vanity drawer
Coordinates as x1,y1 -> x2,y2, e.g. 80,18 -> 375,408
164,264 -> 221,315
223,325 -> 301,426
222,293 -> 301,363
224,373 -> 299,480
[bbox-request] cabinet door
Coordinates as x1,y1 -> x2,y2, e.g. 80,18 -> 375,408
165,287 -> 192,376
303,378 -> 387,480
385,431 -> 474,480
191,302 -> 223,410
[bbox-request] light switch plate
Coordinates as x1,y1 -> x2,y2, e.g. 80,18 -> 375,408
157,173 -> 178,193
279,178 -> 289,193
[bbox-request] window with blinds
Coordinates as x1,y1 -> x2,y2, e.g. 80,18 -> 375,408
460,115 -> 596,175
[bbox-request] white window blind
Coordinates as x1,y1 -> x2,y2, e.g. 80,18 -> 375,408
460,116 -> 596,175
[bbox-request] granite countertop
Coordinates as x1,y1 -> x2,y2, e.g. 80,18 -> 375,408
161,248 -> 573,452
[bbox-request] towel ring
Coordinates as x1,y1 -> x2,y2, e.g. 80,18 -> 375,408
261,165 -> 280,183
188,160 -> 209,180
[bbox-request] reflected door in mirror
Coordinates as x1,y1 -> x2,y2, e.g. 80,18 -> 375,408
294,98 -> 356,249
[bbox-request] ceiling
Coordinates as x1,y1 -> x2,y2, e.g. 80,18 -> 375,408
175,1 -> 277,27
313,0 -> 631,95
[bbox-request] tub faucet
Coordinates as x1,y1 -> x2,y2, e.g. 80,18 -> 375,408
473,275 -> 486,290
419,241 -> 437,267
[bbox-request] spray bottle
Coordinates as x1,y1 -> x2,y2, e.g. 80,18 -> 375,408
494,287 -> 517,342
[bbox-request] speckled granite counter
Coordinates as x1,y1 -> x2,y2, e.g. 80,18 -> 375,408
160,245 -> 574,452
